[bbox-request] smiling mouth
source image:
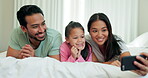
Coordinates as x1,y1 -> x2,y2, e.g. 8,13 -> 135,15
97,38 -> 104,42
37,33 -> 45,37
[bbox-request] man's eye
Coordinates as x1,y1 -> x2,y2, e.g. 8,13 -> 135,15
32,26 -> 38,28
42,22 -> 46,25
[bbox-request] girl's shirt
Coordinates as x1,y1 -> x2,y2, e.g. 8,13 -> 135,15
60,41 -> 92,62
85,35 -> 129,62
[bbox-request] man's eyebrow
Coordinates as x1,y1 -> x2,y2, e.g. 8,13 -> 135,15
42,20 -> 45,23
31,20 -> 45,26
31,24 -> 39,26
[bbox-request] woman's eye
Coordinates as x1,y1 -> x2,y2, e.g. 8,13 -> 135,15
102,29 -> 107,32
92,30 -> 97,33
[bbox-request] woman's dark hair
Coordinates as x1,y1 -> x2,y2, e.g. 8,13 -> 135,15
65,21 -> 90,60
87,13 -> 122,61
17,5 -> 44,28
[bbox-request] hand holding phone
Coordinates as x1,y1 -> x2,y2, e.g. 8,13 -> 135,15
121,55 -> 146,71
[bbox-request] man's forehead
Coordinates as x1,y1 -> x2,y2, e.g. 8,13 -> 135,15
25,13 -> 44,24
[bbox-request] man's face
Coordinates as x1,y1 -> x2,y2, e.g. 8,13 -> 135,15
22,13 -> 47,41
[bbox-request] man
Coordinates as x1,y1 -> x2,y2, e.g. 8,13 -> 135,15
6,5 -> 62,60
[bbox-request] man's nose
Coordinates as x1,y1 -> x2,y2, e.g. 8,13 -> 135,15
38,26 -> 44,32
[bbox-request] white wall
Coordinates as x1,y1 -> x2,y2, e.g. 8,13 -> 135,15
0,0 -> 148,51
138,0 -> 148,36
0,0 -> 14,51
0,1 -> 2,50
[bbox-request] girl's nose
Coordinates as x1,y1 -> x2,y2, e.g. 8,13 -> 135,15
78,38 -> 82,42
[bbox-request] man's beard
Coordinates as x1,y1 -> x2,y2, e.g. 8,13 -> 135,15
28,30 -> 46,41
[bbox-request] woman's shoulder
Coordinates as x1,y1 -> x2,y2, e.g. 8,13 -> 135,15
85,34 -> 91,40
85,34 -> 93,43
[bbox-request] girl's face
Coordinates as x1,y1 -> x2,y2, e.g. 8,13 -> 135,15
89,20 -> 109,47
66,28 -> 85,50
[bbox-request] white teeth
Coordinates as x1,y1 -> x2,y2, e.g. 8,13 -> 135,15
97,38 -> 103,42
38,33 -> 44,37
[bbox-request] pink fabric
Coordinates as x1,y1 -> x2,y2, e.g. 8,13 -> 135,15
60,41 -> 92,62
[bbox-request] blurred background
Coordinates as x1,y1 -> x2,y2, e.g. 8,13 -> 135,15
0,0 -> 148,51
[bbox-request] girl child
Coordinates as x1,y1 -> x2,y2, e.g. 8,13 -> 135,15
60,21 -> 97,62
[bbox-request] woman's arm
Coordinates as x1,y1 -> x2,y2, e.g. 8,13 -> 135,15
120,51 -> 131,60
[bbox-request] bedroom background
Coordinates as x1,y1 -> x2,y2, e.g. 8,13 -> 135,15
0,0 -> 148,52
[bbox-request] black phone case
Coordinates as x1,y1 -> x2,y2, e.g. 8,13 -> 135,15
121,55 -> 146,71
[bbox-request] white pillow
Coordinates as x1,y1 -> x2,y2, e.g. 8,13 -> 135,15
128,32 -> 148,47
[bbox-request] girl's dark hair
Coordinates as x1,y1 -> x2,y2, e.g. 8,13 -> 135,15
17,5 -> 44,28
87,13 -> 122,61
65,21 -> 89,60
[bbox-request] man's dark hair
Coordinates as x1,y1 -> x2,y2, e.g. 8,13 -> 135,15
17,5 -> 44,28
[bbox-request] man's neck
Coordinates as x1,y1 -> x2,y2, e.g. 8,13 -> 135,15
29,38 -> 41,49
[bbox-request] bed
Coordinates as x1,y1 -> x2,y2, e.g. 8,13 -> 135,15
0,32 -> 148,78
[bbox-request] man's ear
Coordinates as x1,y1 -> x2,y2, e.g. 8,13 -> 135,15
65,37 -> 70,43
20,26 -> 27,32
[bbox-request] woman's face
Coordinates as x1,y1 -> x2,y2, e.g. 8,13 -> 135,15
89,20 -> 109,47
66,28 -> 85,50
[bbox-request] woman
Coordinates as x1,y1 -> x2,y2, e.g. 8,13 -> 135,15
85,13 -> 131,66
86,13 -> 148,76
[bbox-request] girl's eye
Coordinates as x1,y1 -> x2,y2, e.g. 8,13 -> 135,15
73,37 -> 78,39
81,35 -> 84,38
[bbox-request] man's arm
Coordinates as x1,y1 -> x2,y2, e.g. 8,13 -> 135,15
48,55 -> 60,61
47,32 -> 62,61
7,46 -> 22,59
7,45 -> 35,59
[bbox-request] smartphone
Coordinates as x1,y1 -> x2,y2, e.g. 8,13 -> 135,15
121,55 -> 146,71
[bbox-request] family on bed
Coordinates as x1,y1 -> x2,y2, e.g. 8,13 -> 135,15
6,5 -> 148,76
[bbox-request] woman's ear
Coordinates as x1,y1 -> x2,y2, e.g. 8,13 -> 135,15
65,37 -> 70,43
20,26 -> 27,32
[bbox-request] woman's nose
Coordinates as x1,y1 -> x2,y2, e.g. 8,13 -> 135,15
97,31 -> 102,37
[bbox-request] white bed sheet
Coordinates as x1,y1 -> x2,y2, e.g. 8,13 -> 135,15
0,51 -> 7,57
0,57 -> 147,78
0,47 -> 148,78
